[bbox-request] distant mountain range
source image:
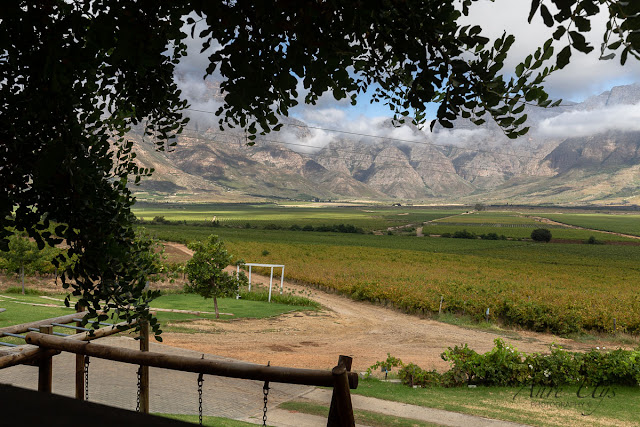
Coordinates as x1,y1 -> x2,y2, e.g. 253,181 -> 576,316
129,83 -> 640,206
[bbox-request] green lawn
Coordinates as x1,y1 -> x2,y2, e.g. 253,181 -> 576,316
157,413 -> 257,426
0,291 -> 73,328
351,379 -> 640,427
0,289 -> 316,344
278,400 -> 440,427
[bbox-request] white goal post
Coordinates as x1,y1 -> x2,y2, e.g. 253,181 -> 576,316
236,263 -> 285,302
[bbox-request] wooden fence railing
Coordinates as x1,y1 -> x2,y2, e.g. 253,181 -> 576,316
24,331 -> 358,426
0,311 -> 134,370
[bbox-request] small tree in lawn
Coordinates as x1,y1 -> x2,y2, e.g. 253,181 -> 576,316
5,232 -> 44,294
185,235 -> 247,319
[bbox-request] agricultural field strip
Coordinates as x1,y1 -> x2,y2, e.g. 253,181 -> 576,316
132,203 -> 462,231
421,225 -> 636,241
427,222 -> 564,228
146,225 -> 640,262
432,212 -> 541,225
426,211 -> 638,240
534,213 -> 640,237
147,221 -> 640,334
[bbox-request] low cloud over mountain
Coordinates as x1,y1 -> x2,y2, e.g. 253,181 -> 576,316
129,83 -> 640,206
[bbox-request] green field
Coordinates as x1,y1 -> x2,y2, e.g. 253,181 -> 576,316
535,213 -> 640,237
123,204 -> 640,335
144,224 -> 640,335
433,211 -> 543,225
422,224 -> 636,241
132,202 -> 461,231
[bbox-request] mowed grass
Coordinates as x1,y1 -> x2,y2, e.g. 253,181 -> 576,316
535,213 -> 640,237
0,290 -> 316,344
145,216 -> 640,334
0,292 -> 74,329
278,400 -> 441,427
157,413 -> 256,427
132,202 -> 461,231
351,379 -> 640,427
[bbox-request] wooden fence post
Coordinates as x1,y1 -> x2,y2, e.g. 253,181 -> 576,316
75,304 -> 85,400
327,355 -> 354,427
38,325 -> 53,393
139,320 -> 150,414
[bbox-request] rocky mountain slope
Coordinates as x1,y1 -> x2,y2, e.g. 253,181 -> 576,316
129,83 -> 640,206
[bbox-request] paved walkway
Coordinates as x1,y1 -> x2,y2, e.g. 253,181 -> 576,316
0,337 -> 530,426
0,336 -> 312,424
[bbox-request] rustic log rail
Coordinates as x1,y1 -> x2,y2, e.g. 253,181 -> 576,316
0,317 -> 136,369
25,331 -> 357,426
0,311 -> 89,337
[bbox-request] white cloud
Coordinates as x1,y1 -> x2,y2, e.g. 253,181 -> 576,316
175,14 -> 223,80
300,108 -> 347,125
462,0 -> 640,102
276,127 -> 335,154
539,103 -> 640,138
431,129 -> 490,146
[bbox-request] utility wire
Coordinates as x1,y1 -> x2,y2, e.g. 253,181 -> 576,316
184,107 -> 548,161
176,127 -> 550,179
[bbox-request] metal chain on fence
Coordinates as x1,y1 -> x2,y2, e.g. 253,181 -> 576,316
262,380 -> 270,427
84,355 -> 90,401
136,367 -> 142,412
262,361 -> 270,427
197,373 -> 204,426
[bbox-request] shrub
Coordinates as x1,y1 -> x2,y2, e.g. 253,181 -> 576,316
153,215 -> 167,224
399,363 -> 443,387
239,290 -> 320,308
531,228 -> 552,242
481,232 -> 499,240
453,229 -> 476,239
365,354 -> 404,378
369,342 -> 640,390
586,235 -> 602,244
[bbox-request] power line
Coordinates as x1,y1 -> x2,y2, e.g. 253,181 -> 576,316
176,127 -> 549,179
184,107 -> 547,161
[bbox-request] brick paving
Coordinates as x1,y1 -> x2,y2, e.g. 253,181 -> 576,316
0,336 -> 313,423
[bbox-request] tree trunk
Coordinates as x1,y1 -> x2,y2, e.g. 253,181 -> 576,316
20,264 -> 25,295
214,297 -> 219,319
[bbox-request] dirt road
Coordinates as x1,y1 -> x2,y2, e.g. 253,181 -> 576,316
160,243 -> 602,373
